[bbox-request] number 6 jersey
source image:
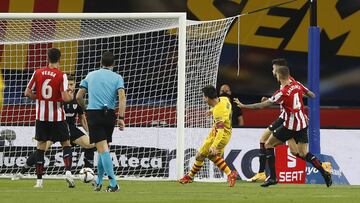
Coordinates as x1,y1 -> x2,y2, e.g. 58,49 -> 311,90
26,67 -> 68,122
269,80 -> 309,131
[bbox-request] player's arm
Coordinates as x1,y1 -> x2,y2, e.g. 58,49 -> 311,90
237,115 -> 244,126
25,71 -> 36,100
206,108 -> 214,117
61,90 -> 73,102
261,97 -> 269,102
117,88 -> 126,131
211,121 -> 226,148
79,114 -> 89,132
233,104 -> 244,126
209,108 -> 228,155
304,90 -> 315,98
233,98 -> 273,109
24,87 -> 36,100
298,81 -> 315,98
76,88 -> 87,110
77,103 -> 89,132
61,74 -> 73,102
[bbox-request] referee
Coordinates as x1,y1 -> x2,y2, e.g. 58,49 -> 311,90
76,51 -> 126,192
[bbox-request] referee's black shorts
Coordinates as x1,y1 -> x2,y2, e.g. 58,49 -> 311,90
87,109 -> 116,144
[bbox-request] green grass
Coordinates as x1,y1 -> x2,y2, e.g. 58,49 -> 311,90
1,179 -> 360,203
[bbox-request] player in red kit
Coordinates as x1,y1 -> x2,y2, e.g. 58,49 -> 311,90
234,65 -> 332,187
24,48 -> 75,188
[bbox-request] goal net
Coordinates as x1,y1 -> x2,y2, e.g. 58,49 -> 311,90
0,13 -> 235,180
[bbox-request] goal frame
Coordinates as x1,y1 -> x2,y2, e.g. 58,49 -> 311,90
0,12 -> 187,180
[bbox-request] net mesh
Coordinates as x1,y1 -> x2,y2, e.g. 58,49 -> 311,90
0,15 -> 235,180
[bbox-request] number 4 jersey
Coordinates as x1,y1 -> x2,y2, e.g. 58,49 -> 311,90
269,80 -> 309,131
27,67 -> 68,122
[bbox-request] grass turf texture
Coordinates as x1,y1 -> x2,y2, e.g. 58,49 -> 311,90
1,179 -> 359,203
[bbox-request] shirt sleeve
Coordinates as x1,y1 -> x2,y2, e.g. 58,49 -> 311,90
26,71 -> 37,90
269,90 -> 284,104
79,74 -> 89,89
61,74 -> 68,92
117,75 -> 125,90
297,81 -> 309,94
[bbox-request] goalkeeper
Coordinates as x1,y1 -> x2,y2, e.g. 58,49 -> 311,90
178,85 -> 238,187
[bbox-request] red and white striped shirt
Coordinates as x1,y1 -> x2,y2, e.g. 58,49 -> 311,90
279,76 -> 295,120
27,67 -> 68,122
270,80 -> 309,131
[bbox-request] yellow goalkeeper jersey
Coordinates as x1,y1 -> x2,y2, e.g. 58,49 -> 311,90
212,96 -> 232,135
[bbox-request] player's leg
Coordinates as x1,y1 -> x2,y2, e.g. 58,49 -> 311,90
295,129 -> 332,187
287,138 -> 298,156
97,139 -> 118,192
12,151 -> 37,180
45,140 -> 52,151
13,141 -> 53,180
87,111 -> 106,190
95,110 -> 118,192
60,140 -> 73,172
249,128 -> 271,182
33,121 -> 51,188
178,152 -> 206,184
60,139 -> 75,188
250,118 -> 284,182
70,125 -> 96,168
55,121 -> 75,188
73,135 -> 95,149
209,152 -> 238,187
178,132 -> 213,184
34,141 -> 47,188
178,147 -> 207,184
207,134 -> 238,187
261,126 -> 289,187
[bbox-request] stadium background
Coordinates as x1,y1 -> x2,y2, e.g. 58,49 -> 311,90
0,0 -> 359,128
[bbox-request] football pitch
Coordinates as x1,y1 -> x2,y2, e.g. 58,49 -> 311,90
1,179 -> 359,203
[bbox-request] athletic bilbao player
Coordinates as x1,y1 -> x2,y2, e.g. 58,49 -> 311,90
24,48 -> 75,188
234,65 -> 332,187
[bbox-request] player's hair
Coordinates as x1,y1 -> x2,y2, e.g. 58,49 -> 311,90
219,84 -> 231,98
101,51 -> 115,67
202,85 -> 217,99
47,48 -> 61,64
276,66 -> 290,79
272,58 -> 288,66
67,75 -> 75,81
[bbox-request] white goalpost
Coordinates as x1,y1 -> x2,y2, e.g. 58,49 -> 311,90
0,13 -> 235,181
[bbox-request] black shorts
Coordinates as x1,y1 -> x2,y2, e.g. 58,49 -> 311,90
68,124 -> 86,144
35,120 -> 70,142
268,117 -> 285,132
87,109 -> 116,144
273,126 -> 308,144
